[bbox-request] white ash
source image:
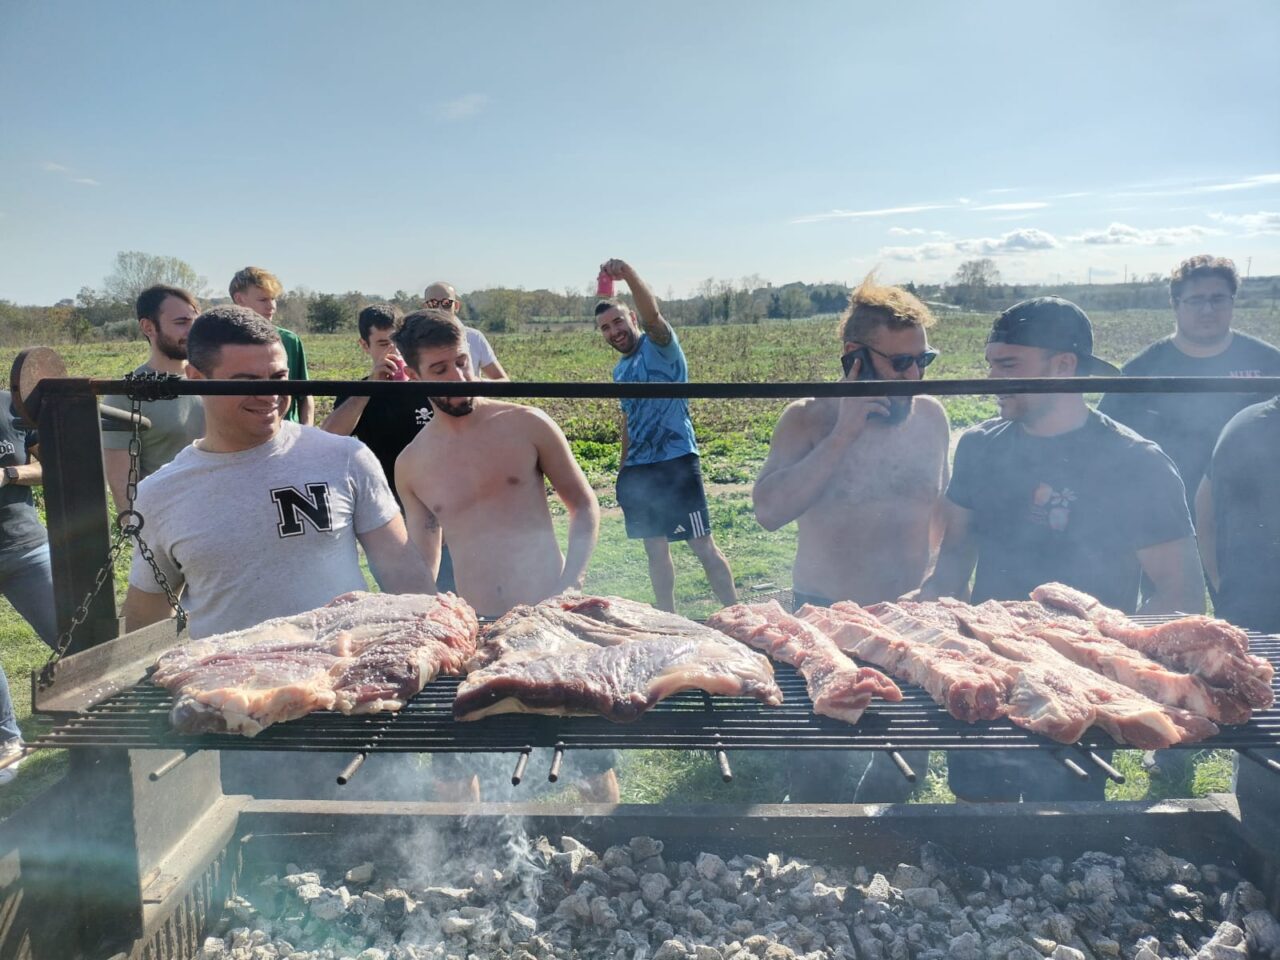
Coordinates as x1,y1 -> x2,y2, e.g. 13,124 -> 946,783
198,833 -> 1278,960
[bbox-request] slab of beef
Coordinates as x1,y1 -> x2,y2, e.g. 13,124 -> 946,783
705,601 -> 902,724
454,596 -> 783,722
946,598 -> 1254,725
152,592 -> 479,736
1031,582 -> 1274,710
798,602 -> 1013,725
867,602 -> 1100,744
888,601 -> 1219,749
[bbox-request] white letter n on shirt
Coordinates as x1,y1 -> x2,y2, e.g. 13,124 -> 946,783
271,483 -> 334,538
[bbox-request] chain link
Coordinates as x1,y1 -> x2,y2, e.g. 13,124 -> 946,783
45,372 -> 187,670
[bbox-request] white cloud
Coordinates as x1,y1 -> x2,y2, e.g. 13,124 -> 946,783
72,177 -> 100,186
438,93 -> 491,121
984,187 -> 1022,194
41,161 -> 68,172
888,226 -> 927,236
1209,210 -> 1280,235
1050,191 -> 1092,199
792,203 -> 951,224
1070,222 -> 1225,246
881,227 -> 1059,262
972,201 -> 1050,212
1114,173 -> 1280,199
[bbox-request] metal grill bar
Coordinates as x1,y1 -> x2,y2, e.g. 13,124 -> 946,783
32,636 -> 1280,756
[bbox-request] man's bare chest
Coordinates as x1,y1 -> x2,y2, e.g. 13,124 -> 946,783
823,423 -> 945,504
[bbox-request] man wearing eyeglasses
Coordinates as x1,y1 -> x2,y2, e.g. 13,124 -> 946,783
422,282 -> 509,381
1099,255 -> 1280,518
753,275 -> 949,802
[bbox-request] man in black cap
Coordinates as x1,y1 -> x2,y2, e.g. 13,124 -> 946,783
918,297 -> 1204,801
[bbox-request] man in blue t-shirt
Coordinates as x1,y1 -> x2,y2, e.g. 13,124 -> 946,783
596,258 -> 737,612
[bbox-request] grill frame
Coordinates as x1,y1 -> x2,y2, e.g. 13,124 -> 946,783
31,631 -> 1280,758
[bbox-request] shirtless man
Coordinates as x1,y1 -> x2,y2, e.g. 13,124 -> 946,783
753,275 -> 948,804
393,309 -> 611,800
394,310 -> 599,618
754,275 -> 950,606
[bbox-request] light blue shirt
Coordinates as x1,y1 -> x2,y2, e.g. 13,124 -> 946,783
613,330 -> 698,466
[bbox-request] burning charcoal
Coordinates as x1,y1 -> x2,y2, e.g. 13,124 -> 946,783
652,939 -> 690,960
382,890 -> 412,932
693,946 -> 724,960
983,908 -> 1021,937
641,872 -> 673,905
1243,910 -> 1280,955
893,864 -> 929,890
902,887 -> 941,912
631,836 -> 664,860
355,949 -> 387,960
310,888 -> 351,922
651,919 -> 677,942
865,873 -> 896,903
553,891 -> 591,921
1090,935 -> 1121,956
697,853 -> 729,881
418,886 -> 472,910
439,914 -> 475,937
198,937 -> 228,960
1049,948 -> 1086,960
507,909 -> 537,940
631,898 -> 650,922
589,895 -> 620,930
1039,874 -> 1068,904
1132,935 -> 1162,960
1000,875 -> 1035,899
283,871 -> 323,890
1197,920 -> 1248,959
1080,865 -> 1119,903
576,863 -> 613,890
345,862 -> 375,885
946,932 -> 981,960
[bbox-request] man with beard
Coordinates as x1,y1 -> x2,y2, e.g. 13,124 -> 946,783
596,258 -> 737,612
393,310 -> 609,801
919,297 -> 1203,802
394,310 -> 599,618
753,274 -> 948,803
102,285 -> 206,510
1100,255 -> 1280,519
755,274 -> 950,606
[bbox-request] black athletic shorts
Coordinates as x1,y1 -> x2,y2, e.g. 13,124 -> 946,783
616,453 -> 711,542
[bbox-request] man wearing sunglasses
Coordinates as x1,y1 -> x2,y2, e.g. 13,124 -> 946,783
422,282 -> 509,381
1099,255 -> 1280,523
753,274 -> 950,802
919,296 -> 1203,803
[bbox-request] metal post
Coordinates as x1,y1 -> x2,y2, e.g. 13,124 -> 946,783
37,378 -> 120,651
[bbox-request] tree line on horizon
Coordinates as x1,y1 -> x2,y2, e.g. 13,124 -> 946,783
2,251 -> 1278,346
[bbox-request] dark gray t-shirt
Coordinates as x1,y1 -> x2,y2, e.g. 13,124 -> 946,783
0,391 -> 46,561
1206,397 -> 1280,632
129,422 -> 399,638
947,410 -> 1193,613
1098,332 -> 1280,511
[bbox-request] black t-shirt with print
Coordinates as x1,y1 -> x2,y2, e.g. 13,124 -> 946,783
1098,332 -> 1280,510
0,391 -> 47,561
947,410 -> 1193,613
1206,397 -> 1280,633
331,380 -> 434,499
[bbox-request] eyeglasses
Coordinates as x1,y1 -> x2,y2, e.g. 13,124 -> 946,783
425,297 -> 457,309
866,343 -> 940,372
1177,294 -> 1234,311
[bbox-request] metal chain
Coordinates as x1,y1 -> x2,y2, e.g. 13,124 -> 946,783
45,372 -> 187,668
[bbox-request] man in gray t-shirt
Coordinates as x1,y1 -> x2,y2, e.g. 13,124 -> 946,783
122,305 -> 432,640
102,285 -> 205,510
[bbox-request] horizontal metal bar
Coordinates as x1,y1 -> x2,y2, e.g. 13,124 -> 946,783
35,375 -> 1280,401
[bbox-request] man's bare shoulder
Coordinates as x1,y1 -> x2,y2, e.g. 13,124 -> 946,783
489,401 -> 560,432
776,396 -> 835,437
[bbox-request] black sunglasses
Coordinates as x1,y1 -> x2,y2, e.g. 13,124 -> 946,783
865,343 -> 939,373
425,297 -> 457,309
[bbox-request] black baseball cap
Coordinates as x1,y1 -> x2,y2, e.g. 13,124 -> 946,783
986,297 -> 1121,376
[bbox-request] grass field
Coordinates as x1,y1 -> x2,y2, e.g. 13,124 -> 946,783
2,307 -> 1277,815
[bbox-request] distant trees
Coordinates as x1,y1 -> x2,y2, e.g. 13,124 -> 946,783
102,251 -> 208,304
306,293 -> 351,334
950,259 -> 1002,309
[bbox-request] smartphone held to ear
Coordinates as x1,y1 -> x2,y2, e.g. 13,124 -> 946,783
841,347 -> 878,381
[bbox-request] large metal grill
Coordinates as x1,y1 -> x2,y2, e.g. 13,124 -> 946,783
32,627 -> 1280,772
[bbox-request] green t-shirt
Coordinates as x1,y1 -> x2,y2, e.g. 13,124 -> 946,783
277,327 -> 310,423
102,364 -> 206,477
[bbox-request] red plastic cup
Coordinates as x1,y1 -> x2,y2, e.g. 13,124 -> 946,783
389,355 -> 409,381
596,269 -> 615,298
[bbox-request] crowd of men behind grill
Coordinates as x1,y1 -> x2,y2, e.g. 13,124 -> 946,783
2,255 -> 1278,805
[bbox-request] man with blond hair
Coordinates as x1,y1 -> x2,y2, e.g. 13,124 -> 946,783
230,266 -> 314,425
753,274 -> 949,802
423,281 -> 508,380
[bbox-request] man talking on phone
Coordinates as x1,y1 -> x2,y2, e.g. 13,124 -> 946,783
753,274 -> 950,802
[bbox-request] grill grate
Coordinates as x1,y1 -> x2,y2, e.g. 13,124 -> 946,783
32,632 -> 1280,756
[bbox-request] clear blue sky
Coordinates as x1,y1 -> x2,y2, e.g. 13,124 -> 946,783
2,0 -> 1277,304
